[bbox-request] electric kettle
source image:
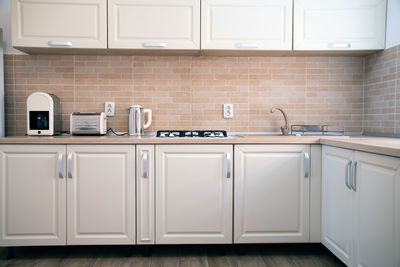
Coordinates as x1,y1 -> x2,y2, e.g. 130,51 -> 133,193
128,105 -> 152,135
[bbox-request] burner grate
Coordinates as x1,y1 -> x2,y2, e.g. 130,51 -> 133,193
156,130 -> 227,138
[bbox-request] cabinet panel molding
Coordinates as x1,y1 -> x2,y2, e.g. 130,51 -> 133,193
155,145 -> 233,244
12,0 -> 107,48
294,0 -> 386,50
234,145 -> 310,243
136,145 -> 155,244
108,0 -> 200,49
67,145 -> 135,245
0,145 -> 67,246
202,0 -> 292,50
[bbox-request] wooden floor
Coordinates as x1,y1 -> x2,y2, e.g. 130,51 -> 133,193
0,244 -> 345,267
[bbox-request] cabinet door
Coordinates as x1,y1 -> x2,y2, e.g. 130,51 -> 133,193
234,145 -> 310,243
136,145 -> 155,244
156,145 -> 233,244
202,0 -> 292,50
108,0 -> 200,49
11,0 -> 107,48
353,152 -> 400,267
0,145 -> 66,246
67,145 -> 135,245
294,0 -> 386,50
321,146 -> 353,266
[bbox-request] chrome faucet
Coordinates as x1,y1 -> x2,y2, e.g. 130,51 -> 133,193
270,107 -> 289,135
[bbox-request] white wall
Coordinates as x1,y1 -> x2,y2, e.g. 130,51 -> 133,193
386,0 -> 400,48
0,0 -> 22,54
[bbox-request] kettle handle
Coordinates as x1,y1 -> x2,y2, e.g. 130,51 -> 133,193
143,109 -> 152,129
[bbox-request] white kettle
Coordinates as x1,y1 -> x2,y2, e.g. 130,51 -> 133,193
128,105 -> 152,135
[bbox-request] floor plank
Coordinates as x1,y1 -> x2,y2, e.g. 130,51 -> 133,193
0,244 -> 345,267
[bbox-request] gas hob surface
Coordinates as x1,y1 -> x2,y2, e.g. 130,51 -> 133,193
156,130 -> 227,138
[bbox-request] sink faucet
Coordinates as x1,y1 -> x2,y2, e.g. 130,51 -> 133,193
270,107 -> 289,135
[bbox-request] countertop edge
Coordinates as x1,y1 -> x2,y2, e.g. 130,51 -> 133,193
0,136 -> 399,158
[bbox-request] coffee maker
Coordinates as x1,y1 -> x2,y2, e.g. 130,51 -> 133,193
26,92 -> 61,135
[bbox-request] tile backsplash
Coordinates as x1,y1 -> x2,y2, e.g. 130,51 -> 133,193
364,45 -> 400,135
4,54 -> 368,136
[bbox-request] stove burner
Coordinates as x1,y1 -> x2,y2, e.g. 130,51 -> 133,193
156,130 -> 227,138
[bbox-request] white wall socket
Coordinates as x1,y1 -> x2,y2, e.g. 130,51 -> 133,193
223,104 -> 233,118
105,102 -> 115,116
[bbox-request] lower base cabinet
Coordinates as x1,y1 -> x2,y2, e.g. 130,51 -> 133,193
322,146 -> 400,267
155,145 -> 233,244
1,142 -> 399,267
234,145 -> 311,243
0,145 -> 66,246
0,145 -> 136,246
67,145 -> 135,245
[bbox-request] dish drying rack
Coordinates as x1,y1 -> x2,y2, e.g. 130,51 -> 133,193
291,125 -> 344,135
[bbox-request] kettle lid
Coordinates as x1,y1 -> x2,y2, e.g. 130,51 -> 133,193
129,105 -> 142,109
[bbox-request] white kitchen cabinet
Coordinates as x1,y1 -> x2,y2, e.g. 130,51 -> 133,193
201,0 -> 292,50
0,145 -> 67,246
322,146 -> 400,267
155,145 -> 233,244
67,145 -> 135,245
108,0 -> 200,49
234,145 -> 310,243
294,0 -> 386,50
136,145 -> 155,244
11,0 -> 107,49
322,146 -> 354,265
352,151 -> 400,267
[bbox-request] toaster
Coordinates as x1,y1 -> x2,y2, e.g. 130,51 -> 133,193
70,112 -> 107,135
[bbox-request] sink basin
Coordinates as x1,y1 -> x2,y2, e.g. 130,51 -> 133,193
237,134 -> 293,138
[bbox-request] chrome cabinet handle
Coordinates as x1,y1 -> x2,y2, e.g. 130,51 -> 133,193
142,150 -> 149,178
303,151 -> 310,178
225,153 -> 231,178
67,153 -> 73,179
48,41 -> 72,47
345,160 -> 352,189
58,153 -> 64,179
328,42 -> 351,48
234,43 -> 258,49
351,161 -> 357,192
142,42 -> 166,48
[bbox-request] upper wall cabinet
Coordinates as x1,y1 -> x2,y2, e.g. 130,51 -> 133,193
294,0 -> 387,50
11,0 -> 107,49
108,0 -> 200,50
201,0 -> 293,50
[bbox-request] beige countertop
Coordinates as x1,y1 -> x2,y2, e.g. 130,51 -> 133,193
0,135 -> 399,157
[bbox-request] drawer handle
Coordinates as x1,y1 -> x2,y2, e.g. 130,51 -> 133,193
142,42 -> 166,48
234,43 -> 258,49
225,152 -> 231,178
303,152 -> 310,178
345,160 -> 352,190
58,153 -> 64,179
48,41 -> 72,47
67,152 -> 73,179
142,150 -> 149,178
328,42 -> 351,49
351,161 -> 357,192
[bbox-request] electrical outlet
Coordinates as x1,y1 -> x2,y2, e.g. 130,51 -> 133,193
223,104 -> 233,118
105,102 -> 115,116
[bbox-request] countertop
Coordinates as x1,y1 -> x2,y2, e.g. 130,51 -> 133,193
0,135 -> 399,158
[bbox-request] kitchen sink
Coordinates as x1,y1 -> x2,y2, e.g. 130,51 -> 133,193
237,134 -> 296,138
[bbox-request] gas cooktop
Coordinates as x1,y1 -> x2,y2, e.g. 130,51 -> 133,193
156,130 -> 227,138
